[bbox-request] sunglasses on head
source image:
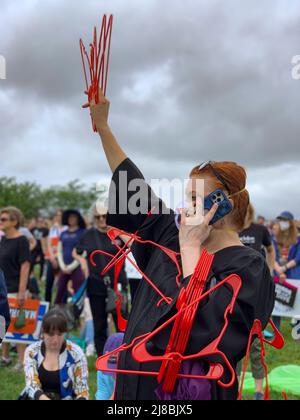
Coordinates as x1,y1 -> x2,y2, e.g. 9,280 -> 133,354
198,161 -> 231,193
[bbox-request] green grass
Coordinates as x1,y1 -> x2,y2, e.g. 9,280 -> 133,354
0,319 -> 299,400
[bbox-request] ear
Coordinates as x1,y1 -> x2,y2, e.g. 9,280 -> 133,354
12,220 -> 18,229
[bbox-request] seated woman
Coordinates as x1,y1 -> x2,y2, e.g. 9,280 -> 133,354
0,269 -> 10,344
87,90 -> 275,401
23,309 -> 89,400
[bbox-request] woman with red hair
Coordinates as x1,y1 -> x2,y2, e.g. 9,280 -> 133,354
86,91 -> 275,401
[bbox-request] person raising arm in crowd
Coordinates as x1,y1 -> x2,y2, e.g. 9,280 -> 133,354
83,90 -> 275,400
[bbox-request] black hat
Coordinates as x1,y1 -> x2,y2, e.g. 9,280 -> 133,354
276,211 -> 294,221
62,210 -> 86,229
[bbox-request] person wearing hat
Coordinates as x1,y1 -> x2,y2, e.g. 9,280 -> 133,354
96,333 -> 124,400
55,210 -> 86,304
273,212 -> 300,280
272,211 -> 300,330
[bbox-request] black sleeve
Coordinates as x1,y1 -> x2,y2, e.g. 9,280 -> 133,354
152,255 -> 275,365
262,227 -> 272,248
18,237 -> 31,265
0,269 -> 10,343
107,158 -> 178,270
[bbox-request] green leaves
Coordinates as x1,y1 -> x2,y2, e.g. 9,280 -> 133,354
0,177 -> 107,219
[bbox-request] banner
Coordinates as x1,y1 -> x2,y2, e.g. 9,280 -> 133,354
273,279 -> 300,318
4,300 -> 50,345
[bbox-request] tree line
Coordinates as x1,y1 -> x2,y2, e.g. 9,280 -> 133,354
0,177 -> 107,220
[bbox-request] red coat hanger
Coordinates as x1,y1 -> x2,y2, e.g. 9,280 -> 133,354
96,248 -> 243,392
80,14 -> 113,132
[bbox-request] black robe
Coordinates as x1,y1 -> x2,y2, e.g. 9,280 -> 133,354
107,158 -> 275,401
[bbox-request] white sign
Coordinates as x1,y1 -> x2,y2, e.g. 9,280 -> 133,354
272,279 -> 300,318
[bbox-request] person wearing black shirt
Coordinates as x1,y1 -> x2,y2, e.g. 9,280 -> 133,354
85,90 -> 275,400
239,203 -> 275,273
0,207 -> 31,369
74,205 -> 128,356
30,217 -> 49,280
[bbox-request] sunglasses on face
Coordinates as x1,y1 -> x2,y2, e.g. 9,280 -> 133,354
95,214 -> 107,220
198,161 -> 231,193
0,217 -> 10,223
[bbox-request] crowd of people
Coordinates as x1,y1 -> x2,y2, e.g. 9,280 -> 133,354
0,203 -> 143,400
0,91 -> 300,400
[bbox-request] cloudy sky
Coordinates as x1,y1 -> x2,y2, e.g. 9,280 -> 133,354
0,0 -> 300,218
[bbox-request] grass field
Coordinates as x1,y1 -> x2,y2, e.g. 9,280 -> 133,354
0,319 -> 299,400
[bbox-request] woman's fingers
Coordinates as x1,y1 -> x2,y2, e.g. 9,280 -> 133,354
204,203 -> 219,225
82,87 -> 107,109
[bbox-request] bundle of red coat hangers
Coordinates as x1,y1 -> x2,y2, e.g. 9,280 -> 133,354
80,14 -> 113,132
90,216 -> 285,400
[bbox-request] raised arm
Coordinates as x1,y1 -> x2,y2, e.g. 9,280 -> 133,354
88,90 -> 127,173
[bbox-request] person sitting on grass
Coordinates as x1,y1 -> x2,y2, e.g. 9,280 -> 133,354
22,309 -> 89,400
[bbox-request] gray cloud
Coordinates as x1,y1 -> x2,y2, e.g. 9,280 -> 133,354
0,0 -> 300,218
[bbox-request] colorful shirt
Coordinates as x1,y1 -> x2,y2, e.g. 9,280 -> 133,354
24,340 -> 89,400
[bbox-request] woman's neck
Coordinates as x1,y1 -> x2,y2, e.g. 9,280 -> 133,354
202,228 -> 243,255
69,226 -> 79,233
45,349 -> 60,357
97,227 -> 108,234
5,228 -> 20,239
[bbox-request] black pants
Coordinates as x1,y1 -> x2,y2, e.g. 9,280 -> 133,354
272,316 -> 281,331
31,251 -> 45,280
89,294 -> 118,357
45,260 -> 58,303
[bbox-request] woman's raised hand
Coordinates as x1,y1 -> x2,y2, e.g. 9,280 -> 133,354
83,88 -> 127,173
83,89 -> 110,134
